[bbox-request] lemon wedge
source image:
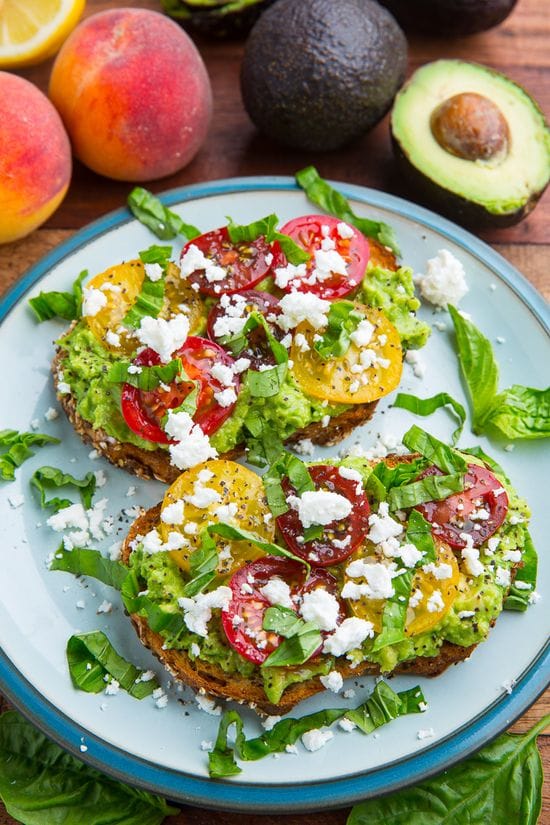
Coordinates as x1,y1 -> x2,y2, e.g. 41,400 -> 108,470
0,0 -> 85,68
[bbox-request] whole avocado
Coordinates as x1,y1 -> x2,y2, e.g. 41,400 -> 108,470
378,0 -> 517,36
240,0 -> 407,151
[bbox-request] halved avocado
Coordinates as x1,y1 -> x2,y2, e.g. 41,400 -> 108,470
378,0 -> 517,36
161,0 -> 275,39
391,60 -> 550,227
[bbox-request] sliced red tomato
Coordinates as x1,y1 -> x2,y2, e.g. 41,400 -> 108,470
181,226 -> 283,297
277,465 -> 370,567
221,556 -> 345,665
415,463 -> 509,549
207,289 -> 282,369
121,336 -> 239,444
278,215 -> 370,300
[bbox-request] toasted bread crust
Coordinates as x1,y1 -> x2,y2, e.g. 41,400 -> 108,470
120,479 -> 478,715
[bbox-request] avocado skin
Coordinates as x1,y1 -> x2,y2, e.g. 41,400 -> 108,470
391,134 -> 547,229
240,0 -> 407,151
161,0 -> 275,39
378,0 -> 517,36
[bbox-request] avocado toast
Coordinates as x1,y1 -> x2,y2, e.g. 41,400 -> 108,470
53,213 -> 430,483
119,430 -> 529,715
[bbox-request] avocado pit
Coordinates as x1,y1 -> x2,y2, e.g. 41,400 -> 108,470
430,92 -> 510,162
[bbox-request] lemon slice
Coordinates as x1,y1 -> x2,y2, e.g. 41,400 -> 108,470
0,0 -> 85,68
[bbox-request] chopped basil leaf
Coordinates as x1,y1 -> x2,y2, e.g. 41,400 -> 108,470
181,529 -> 218,597
394,391 -> 466,445
66,631 -> 159,698
138,244 -> 172,265
246,362 -> 287,398
121,571 -> 187,639
121,274 -> 165,329
128,187 -> 200,241
106,357 -> 182,390
30,466 -> 96,512
262,451 -> 315,517
402,425 -> 468,475
295,165 -> 400,255
243,412 -> 284,468
371,570 -> 414,652
489,385 -> 550,440
261,623 -> 322,668
207,522 -> 309,570
0,429 -> 59,482
50,546 -> 129,590
366,457 -> 427,503
313,300 -> 365,359
387,471 -> 464,511
263,605 -> 304,637
226,213 -> 310,265
209,680 -> 424,777
28,269 -> 88,323
504,527 -> 538,612
405,509 -> 437,564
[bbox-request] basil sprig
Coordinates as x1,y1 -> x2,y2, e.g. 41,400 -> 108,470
128,187 -> 200,241
209,680 -> 426,777
449,305 -> 550,440
30,466 -> 96,512
0,710 -> 179,825
0,430 -> 59,482
504,527 -> 538,612
28,269 -> 88,323
107,357 -> 183,391
394,391 -> 466,445
67,631 -> 160,699
295,165 -> 400,255
313,300 -> 365,359
226,213 -> 310,265
348,714 -> 550,825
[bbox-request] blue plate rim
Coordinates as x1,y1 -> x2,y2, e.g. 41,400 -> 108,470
0,175 -> 548,812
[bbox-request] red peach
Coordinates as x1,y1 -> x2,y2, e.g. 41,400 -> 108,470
49,8 -> 213,182
0,72 -> 71,244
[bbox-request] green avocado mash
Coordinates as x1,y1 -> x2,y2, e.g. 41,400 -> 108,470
362,265 -> 431,350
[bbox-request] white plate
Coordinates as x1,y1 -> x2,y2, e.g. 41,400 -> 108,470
0,178 -> 548,812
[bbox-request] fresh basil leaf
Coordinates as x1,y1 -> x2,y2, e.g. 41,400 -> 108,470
121,571 -> 187,639
488,385 -> 550,440
0,710 -> 179,825
181,529 -> 219,597
302,523 -> 324,542
263,605 -> 304,637
387,472 -> 464,511
504,527 -> 538,612
0,430 -> 60,482
30,466 -> 96,512
347,714 -> 549,825
138,244 -> 172,265
345,681 -> 426,734
402,425 -> 468,475
313,300 -> 365,359
394,391 -> 466,445
246,362 -> 288,398
261,623 -> 322,668
295,166 -> 400,255
50,546 -> 129,590
448,304 -> 500,433
243,411 -> 284,468
66,631 -> 159,699
28,269 -> 88,323
128,187 -> 200,241
106,357 -> 182,390
209,681 -> 424,777
405,509 -> 437,564
371,571 -> 414,652
122,274 -> 165,329
207,522 -> 308,570
226,213 -> 310,265
366,457 -> 428,503
262,450 -> 315,517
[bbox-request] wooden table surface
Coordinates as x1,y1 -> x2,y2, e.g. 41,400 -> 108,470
1,0 -> 548,822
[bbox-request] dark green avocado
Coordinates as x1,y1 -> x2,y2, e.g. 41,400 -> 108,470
378,0 -> 517,36
240,0 -> 407,151
161,0 -> 275,39
391,60 -> 550,227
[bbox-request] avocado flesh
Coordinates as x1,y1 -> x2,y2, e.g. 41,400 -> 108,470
391,60 -> 550,225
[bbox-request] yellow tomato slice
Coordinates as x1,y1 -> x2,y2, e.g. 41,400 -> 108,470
346,542 -> 459,637
86,260 -> 144,355
158,459 -> 275,576
164,265 -> 205,335
291,304 -> 402,404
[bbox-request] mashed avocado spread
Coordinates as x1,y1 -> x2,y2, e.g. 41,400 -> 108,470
126,458 -> 529,701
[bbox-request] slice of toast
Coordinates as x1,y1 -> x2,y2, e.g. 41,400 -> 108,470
120,459 -> 487,715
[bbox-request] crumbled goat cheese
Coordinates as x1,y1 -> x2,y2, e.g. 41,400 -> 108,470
302,729 -> 334,752
294,332 -> 310,352
276,292 -> 330,332
214,387 -> 238,408
81,287 -> 108,317
44,406 -> 59,421
299,588 -> 341,631
338,717 -> 357,732
259,578 -> 294,609
8,493 -> 25,508
211,363 -> 235,387
94,469 -> 107,488
178,586 -> 232,637
142,529 -> 164,555
262,715 -> 281,731
416,249 -> 468,308
105,330 -> 120,347
136,314 -> 189,363
322,617 -> 374,656
337,222 -> 354,239
164,410 -> 217,470
212,293 -> 248,338
320,671 -> 343,693
367,502 -> 403,544
495,567 -> 511,587
195,693 -> 222,715
97,600 -> 112,614
180,244 -> 226,283
427,590 -> 445,613
274,261 -> 307,290
342,562 -> 395,601
144,262 -> 163,282
350,319 -> 375,347
161,499 -> 185,525
104,679 -> 120,696
460,534 -> 484,577
287,490 -> 352,529
422,562 -> 453,580
396,543 -> 424,568
293,438 -> 315,456
184,480 -> 221,509
417,728 -> 435,740
405,349 -> 426,379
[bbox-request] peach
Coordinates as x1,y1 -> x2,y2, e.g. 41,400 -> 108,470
49,9 -> 213,182
0,73 -> 71,244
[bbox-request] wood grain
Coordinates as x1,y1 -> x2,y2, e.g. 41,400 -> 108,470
0,0 -> 548,822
